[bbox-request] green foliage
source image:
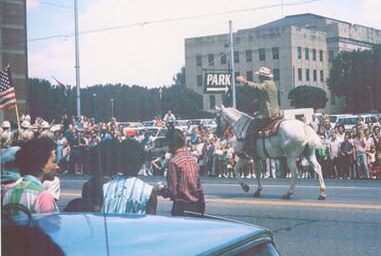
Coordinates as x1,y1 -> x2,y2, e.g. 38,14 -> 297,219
172,66 -> 185,87
327,46 -> 381,112
28,68 -> 205,121
288,85 -> 328,110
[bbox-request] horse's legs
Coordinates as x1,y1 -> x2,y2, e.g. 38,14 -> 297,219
307,150 -> 327,199
234,157 -> 250,192
253,158 -> 263,197
283,154 -> 298,199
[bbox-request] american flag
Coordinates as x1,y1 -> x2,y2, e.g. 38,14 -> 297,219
0,66 -> 16,110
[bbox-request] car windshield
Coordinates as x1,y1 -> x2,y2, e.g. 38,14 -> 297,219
329,116 -> 337,123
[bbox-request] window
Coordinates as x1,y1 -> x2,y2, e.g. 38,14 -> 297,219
197,75 -> 202,87
297,47 -> 302,59
234,51 -> 239,63
306,69 -> 310,81
196,55 -> 202,66
305,48 -> 309,60
298,68 -> 302,81
259,48 -> 266,61
312,49 -> 316,61
245,50 -> 252,62
246,71 -> 253,81
220,53 -> 227,65
320,70 -> 324,82
329,50 -> 334,62
319,50 -> 323,62
277,91 -> 281,106
313,70 -> 317,81
272,47 -> 279,60
208,54 -> 214,65
273,69 -> 280,81
209,95 -> 216,109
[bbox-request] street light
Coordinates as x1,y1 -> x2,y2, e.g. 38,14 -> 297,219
92,93 -> 97,122
159,88 -> 163,116
110,98 -> 114,118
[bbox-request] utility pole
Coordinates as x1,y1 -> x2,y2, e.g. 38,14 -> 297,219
229,20 -> 237,109
74,0 -> 81,117
110,98 -> 114,118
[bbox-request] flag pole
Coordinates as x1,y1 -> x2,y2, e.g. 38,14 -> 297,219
14,103 -> 21,130
5,64 -> 20,129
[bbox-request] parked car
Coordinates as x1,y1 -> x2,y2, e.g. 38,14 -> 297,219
175,119 -> 191,132
328,114 -> 352,128
359,114 -> 378,125
14,212 -> 280,256
336,115 -> 359,131
142,120 -> 155,127
188,119 -> 217,131
120,122 -> 144,137
150,136 -> 168,159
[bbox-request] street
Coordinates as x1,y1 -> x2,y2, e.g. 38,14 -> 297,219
59,176 -> 381,256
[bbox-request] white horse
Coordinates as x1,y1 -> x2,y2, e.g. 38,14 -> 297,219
215,106 -> 326,200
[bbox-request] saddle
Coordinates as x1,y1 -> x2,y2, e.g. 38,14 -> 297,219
257,116 -> 283,138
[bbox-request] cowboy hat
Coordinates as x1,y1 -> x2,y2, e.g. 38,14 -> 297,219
21,120 -> 31,129
40,121 -> 50,129
255,67 -> 273,78
1,121 -> 11,129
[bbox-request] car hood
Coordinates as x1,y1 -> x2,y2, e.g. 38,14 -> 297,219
33,213 -> 272,256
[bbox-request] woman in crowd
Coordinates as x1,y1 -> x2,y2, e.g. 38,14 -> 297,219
2,137 -> 59,213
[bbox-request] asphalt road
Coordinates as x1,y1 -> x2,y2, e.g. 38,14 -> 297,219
58,176 -> 381,256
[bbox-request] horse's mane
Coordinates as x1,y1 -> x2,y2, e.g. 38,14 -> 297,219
224,107 -> 252,122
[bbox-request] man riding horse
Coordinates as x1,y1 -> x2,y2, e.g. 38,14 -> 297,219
236,67 -> 280,158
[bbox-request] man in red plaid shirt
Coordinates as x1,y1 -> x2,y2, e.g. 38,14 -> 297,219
158,129 -> 205,216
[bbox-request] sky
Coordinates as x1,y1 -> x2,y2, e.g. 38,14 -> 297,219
26,0 -> 381,88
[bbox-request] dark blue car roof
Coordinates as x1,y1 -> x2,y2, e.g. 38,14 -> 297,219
34,213 -> 272,256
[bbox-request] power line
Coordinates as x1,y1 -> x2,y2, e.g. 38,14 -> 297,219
6,0 -> 325,46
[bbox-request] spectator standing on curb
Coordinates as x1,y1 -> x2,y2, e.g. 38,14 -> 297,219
353,128 -> 370,179
158,129 -> 205,216
339,132 -> 354,179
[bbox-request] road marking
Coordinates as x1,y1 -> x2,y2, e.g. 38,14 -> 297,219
206,198 -> 381,210
61,192 -> 381,210
203,184 -> 381,190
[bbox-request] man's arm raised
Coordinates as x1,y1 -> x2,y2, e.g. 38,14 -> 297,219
236,75 -> 265,89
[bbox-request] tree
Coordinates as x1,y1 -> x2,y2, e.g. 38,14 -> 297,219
27,66 -> 205,122
172,66 -> 186,87
288,85 -> 328,110
327,46 -> 381,112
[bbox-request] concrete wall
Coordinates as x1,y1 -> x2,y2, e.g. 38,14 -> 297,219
0,0 -> 28,122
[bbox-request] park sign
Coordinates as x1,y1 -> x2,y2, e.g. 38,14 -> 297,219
204,71 -> 231,94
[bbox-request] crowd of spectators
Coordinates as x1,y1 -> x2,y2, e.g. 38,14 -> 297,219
1,111 -> 380,180
309,114 -> 381,180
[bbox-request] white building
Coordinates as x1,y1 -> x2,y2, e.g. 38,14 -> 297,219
185,13 -> 381,113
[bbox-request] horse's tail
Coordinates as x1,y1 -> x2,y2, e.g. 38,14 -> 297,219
303,124 -> 322,150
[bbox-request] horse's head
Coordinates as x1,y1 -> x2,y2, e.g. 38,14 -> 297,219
215,105 -> 228,137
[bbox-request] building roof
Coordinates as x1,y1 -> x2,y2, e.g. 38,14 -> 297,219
248,13 -> 381,32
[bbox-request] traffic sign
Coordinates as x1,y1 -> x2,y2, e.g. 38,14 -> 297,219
204,72 -> 231,94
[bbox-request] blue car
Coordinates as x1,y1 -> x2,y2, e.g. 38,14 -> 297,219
26,212 -> 280,256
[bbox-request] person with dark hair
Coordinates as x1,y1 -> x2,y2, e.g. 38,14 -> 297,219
159,129 -> 205,216
63,198 -> 101,212
82,139 -> 158,214
2,137 -> 59,213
